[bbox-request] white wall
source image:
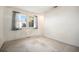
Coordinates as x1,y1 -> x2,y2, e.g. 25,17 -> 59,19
3,7 -> 44,41
0,7 -> 5,48
44,7 -> 79,47
38,15 -> 45,35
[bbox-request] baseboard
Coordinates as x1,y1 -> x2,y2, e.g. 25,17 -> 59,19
43,35 -> 79,48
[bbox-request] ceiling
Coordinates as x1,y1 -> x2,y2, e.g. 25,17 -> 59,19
14,6 -> 53,13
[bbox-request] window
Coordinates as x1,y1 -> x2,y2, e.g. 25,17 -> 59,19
12,11 -> 38,31
12,11 -> 27,30
29,16 -> 38,29
15,13 -> 27,29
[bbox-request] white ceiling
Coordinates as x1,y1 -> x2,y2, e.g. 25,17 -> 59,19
14,6 -> 53,13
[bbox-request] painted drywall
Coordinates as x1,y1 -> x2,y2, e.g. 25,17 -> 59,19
3,7 -> 44,41
0,7 -> 5,48
44,7 -> 79,47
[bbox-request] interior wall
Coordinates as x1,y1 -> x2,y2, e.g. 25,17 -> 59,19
0,7 -> 5,48
44,7 -> 79,47
3,7 -> 44,41
38,15 -> 45,35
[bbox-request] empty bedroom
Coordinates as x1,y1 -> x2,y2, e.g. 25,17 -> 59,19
0,6 -> 79,52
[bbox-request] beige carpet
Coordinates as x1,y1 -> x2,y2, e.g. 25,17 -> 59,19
1,36 -> 79,52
